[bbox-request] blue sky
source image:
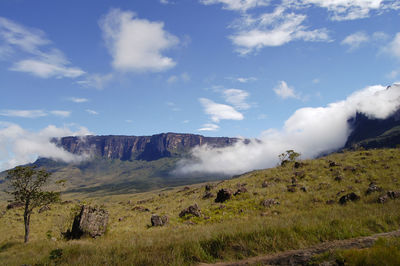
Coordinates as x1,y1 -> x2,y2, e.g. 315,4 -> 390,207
1,0 -> 400,170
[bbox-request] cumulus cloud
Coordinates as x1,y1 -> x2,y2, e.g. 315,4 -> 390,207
0,17 -> 85,79
198,123 -> 220,131
199,98 -> 244,122
223,88 -> 250,109
273,81 -> 299,99
231,7 -> 330,54
177,84 -> 400,175
200,0 -> 271,11
0,123 -> 91,171
100,8 -> 179,72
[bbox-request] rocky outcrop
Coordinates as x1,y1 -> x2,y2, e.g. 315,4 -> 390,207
70,205 -> 109,239
179,203 -> 201,218
151,215 -> 169,226
215,189 -> 233,203
55,133 -> 238,161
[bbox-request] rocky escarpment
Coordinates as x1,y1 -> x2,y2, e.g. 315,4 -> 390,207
345,109 -> 400,149
55,133 -> 238,161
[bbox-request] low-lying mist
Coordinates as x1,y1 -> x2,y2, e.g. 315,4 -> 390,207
176,84 -> 400,176
0,124 -> 91,171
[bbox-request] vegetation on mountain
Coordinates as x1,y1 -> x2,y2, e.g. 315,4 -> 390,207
1,148 -> 400,264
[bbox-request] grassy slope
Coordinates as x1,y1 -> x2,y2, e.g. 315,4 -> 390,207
1,148 -> 400,265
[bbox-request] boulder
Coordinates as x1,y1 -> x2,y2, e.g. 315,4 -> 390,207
377,195 -> 389,204
179,203 -> 201,218
261,181 -> 269,188
387,191 -> 400,199
328,160 -> 341,167
339,193 -> 360,205
287,185 -> 297,192
70,205 -> 109,239
334,176 -> 343,182
6,202 -> 24,210
215,189 -> 233,203
261,199 -> 279,207
132,206 -> 150,212
366,182 -> 382,195
234,187 -> 248,196
205,184 -> 213,191
202,192 -> 214,199
151,215 -> 169,226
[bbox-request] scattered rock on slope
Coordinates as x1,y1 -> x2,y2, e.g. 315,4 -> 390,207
215,189 -> 233,203
179,203 -> 202,218
339,193 -> 360,205
151,215 -> 169,226
366,182 -> 382,194
70,205 -> 109,239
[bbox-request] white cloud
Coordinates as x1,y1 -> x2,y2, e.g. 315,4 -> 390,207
10,59 -> 84,78
167,73 -> 190,84
198,123 -> 220,131
160,0 -> 171,4
177,84 -> 400,175
0,123 -> 91,171
50,110 -> 71,117
223,88 -> 250,109
384,33 -> 400,59
231,7 -> 330,54
236,77 -> 257,83
86,109 -> 99,115
167,75 -> 178,83
341,31 -> 369,50
99,9 -> 179,72
76,73 -> 113,89
199,98 -> 244,123
298,0 -> 384,21
200,0 -> 271,11
69,97 -> 89,103
0,109 -> 47,118
0,17 -> 85,79
273,81 -> 299,99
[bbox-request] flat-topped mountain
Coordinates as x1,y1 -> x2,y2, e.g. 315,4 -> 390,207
56,133 -> 238,161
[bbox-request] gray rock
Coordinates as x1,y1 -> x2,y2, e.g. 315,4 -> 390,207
151,215 -> 169,226
179,203 -> 201,218
71,205 -> 109,239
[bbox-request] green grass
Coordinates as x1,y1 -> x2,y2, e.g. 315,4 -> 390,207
1,148 -> 400,265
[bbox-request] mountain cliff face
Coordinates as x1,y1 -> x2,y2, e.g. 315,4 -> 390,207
345,109 -> 400,149
56,133 -> 238,161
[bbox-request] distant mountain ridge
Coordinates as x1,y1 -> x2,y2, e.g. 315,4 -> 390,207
345,108 -> 400,149
56,132 -> 239,161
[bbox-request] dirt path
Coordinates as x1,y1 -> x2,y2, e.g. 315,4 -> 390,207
198,230 -> 400,266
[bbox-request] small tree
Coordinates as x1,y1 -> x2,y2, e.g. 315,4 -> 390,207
278,150 -> 301,166
6,166 -> 60,243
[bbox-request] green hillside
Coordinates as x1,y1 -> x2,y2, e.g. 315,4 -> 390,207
1,148 -> 400,265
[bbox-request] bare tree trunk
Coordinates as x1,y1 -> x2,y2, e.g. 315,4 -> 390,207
24,206 -> 30,243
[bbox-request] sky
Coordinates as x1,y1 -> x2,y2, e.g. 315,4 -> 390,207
1,0 -> 400,171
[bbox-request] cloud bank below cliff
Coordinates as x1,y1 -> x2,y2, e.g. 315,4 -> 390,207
176,84 -> 400,176
0,123 -> 91,171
